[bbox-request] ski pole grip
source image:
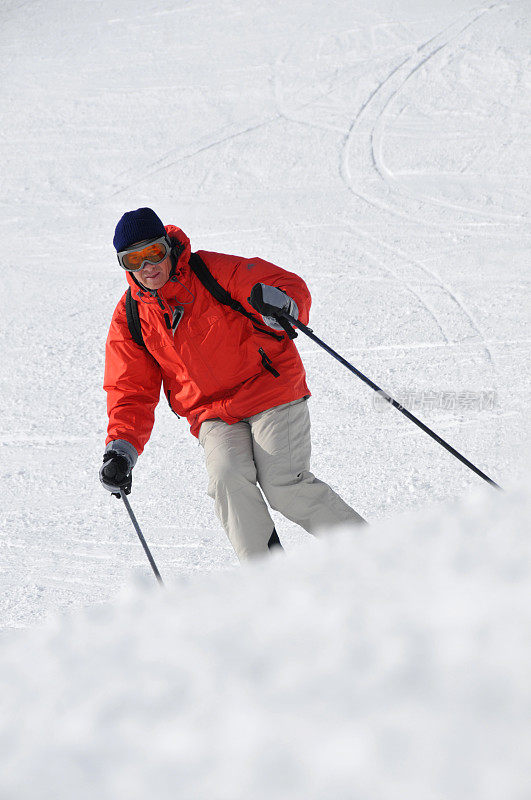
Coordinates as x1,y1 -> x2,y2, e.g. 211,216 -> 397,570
276,313 -> 298,339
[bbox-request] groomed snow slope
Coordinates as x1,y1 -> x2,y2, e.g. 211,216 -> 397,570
1,481 -> 530,800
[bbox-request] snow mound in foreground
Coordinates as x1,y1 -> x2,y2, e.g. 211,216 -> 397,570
1,482 -> 530,800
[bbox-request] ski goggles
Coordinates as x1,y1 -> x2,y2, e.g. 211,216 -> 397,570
117,235 -> 171,272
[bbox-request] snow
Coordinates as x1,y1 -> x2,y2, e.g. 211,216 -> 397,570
1,481 -> 530,799
1,0 -> 530,795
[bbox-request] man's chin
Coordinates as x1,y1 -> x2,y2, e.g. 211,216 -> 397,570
143,276 -> 164,289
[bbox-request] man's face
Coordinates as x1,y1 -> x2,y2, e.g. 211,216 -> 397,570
130,239 -> 172,290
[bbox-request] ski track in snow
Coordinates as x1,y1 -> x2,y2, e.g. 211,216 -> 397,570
341,1 -> 526,228
356,223 -> 498,372
106,112 -> 285,199
273,17 -> 493,391
331,2 -> 524,469
272,2 -> 514,400
371,4 -> 526,223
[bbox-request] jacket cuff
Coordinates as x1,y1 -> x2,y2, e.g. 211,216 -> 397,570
105,439 -> 138,469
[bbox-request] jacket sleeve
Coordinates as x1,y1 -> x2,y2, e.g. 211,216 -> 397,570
103,296 -> 162,456
199,251 -> 312,326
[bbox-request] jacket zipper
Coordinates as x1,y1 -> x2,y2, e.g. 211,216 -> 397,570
151,289 -> 172,330
251,322 -> 284,341
259,348 -> 280,378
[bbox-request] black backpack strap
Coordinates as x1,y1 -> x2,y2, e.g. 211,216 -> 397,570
189,252 -> 284,341
125,287 -> 146,349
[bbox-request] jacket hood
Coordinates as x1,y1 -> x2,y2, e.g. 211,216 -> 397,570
125,224 -> 192,296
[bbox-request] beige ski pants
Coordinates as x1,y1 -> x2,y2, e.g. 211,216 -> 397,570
199,398 -> 365,561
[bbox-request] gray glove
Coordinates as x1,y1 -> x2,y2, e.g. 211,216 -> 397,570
248,283 -> 299,331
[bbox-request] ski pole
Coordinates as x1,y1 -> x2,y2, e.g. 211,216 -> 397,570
278,312 -> 502,490
119,488 -> 164,585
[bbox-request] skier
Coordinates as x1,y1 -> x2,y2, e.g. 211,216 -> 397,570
100,207 -> 365,560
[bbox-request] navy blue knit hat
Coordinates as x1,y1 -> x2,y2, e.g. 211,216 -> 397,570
113,207 -> 166,251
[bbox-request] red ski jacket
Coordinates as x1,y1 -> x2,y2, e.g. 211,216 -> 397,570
104,225 -> 312,454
